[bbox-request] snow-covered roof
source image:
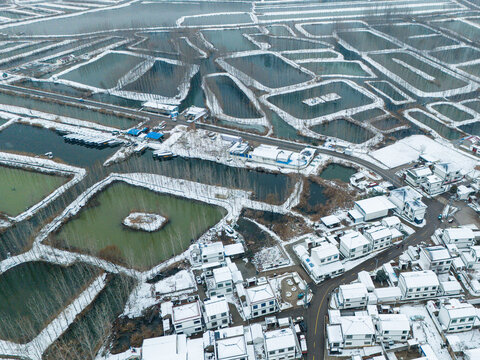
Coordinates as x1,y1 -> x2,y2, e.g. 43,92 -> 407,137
245,283 -> 275,305
201,242 -> 225,256
373,287 -> 402,300
187,338 -> 204,360
358,271 -> 374,290
339,316 -> 375,335
224,243 -> 244,257
311,242 -> 339,259
378,314 -> 410,332
327,324 -> 343,344
422,246 -> 451,261
317,260 -> 344,276
264,327 -> 297,352
216,336 -> 247,360
452,257 -> 465,269
339,283 -> 368,299
391,228 -> 403,239
407,199 -> 427,211
172,301 -> 202,324
348,209 -> 364,220
340,231 -> 370,250
204,297 -> 229,318
444,227 -> 475,240
435,162 -> 462,173
390,186 -> 422,203
440,280 -> 462,293
143,101 -> 178,111
365,226 -> 392,241
399,270 -> 439,288
213,266 -> 233,283
457,185 -> 474,195
464,348 -> 480,360
355,196 -> 396,214
440,299 -> 477,319
321,215 -> 341,227
142,334 -> 187,360
425,174 -> 442,184
381,216 -> 401,228
408,167 -> 432,178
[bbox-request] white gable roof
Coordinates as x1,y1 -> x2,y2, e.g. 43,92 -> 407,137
340,231 -> 369,250
339,283 -> 368,299
399,270 -> 439,288
172,301 -> 201,323
355,196 -> 395,214
264,327 -> 297,352
204,297 -> 229,318
339,316 -> 375,335
245,283 -> 275,305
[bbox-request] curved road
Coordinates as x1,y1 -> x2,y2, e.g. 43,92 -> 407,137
0,83 -> 440,359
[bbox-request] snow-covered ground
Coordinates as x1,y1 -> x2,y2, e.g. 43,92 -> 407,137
122,212 -> 167,232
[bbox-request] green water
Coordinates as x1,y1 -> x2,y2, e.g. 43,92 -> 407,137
372,117 -> 403,130
463,100 -> 480,114
352,108 -> 387,122
60,52 -> 145,89
249,34 -> 329,51
282,50 -> 339,61
367,81 -> 409,102
300,21 -> 367,36
320,163 -> 356,182
134,31 -> 177,53
408,111 -> 463,140
431,103 -> 474,122
53,182 -> 226,270
405,34 -> 458,51
311,119 -> 375,144
459,62 -> 480,79
301,61 -> 372,77
459,122 -> 480,135
0,261 -> 99,343
338,30 -> 399,52
0,166 -> 67,217
375,23 -> 435,40
430,46 -> 480,65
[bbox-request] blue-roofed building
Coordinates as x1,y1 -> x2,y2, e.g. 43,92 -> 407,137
146,132 -> 164,140
127,128 -> 142,136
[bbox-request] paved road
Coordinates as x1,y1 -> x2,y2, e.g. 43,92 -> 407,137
304,196 -> 443,360
0,83 -> 436,358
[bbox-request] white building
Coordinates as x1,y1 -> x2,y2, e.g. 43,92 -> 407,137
460,246 -> 480,269
203,297 -> 230,330
381,216 -> 402,230
264,326 -> 301,360
311,242 -> 340,265
172,301 -> 203,336
249,144 -> 316,169
422,174 -> 445,196
388,186 -> 427,224
405,166 -> 432,186
337,283 -> 368,309
439,279 -> 462,296
358,271 -> 375,292
376,314 -> 410,342
339,231 -> 371,259
442,227 -> 475,249
141,334 -> 187,360
438,299 -> 477,333
296,243 -> 344,284
245,283 -> 278,319
199,242 -> 225,265
364,226 -> 393,251
418,246 -> 452,274
338,316 -> 375,348
434,162 -> 463,184
207,266 -> 234,297
373,287 -> 402,303
398,270 -> 439,300
215,327 -> 249,360
353,196 -> 396,222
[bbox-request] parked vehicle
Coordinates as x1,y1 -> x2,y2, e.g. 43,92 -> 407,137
299,334 -> 307,354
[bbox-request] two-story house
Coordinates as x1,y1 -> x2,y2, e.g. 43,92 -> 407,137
438,299 -> 478,333
405,166 -> 432,187
442,227 -> 475,249
245,283 -> 278,319
203,296 -> 230,330
388,186 -> 427,223
264,326 -> 301,360
376,314 -> 410,343
434,162 -> 463,184
338,315 -> 375,348
172,301 -> 203,336
364,225 -> 392,251
336,283 -> 368,309
206,266 -> 234,297
419,246 -> 452,274
339,231 -> 371,260
398,270 -> 439,300
199,242 -> 225,265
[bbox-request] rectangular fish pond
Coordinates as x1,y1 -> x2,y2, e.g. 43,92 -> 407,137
406,110 -> 464,140
50,182 -> 226,270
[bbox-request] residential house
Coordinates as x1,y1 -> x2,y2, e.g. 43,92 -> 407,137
438,299 -> 477,333
203,297 -> 230,330
199,242 -> 225,265
419,246 -> 452,274
264,326 -> 301,360
388,186 -> 427,223
373,287 -> 402,303
245,283 -> 278,319
405,166 -> 432,187
398,270 -> 439,300
460,246 -> 480,269
434,162 -> 463,184
141,334 -> 187,360
442,227 -> 475,249
422,174 -> 444,196
338,315 -> 375,348
336,283 -> 368,309
214,326 -> 249,360
206,266 -> 234,297
295,243 -> 344,284
376,314 -> 410,342
339,231 -> 371,260
364,225 -> 393,251
172,301 -> 203,336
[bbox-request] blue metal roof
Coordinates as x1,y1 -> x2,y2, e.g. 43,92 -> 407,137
127,129 -> 141,136
146,132 -> 164,140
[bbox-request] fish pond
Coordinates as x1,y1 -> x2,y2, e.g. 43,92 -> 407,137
407,110 -> 463,140
430,103 -> 474,122
311,119 -> 375,144
319,163 -> 356,182
51,182 -> 226,270
0,165 -> 68,217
